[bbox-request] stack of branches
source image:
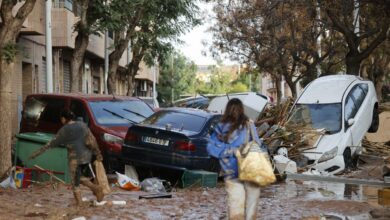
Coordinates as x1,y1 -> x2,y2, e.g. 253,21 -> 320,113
362,138 -> 390,157
255,98 -> 325,162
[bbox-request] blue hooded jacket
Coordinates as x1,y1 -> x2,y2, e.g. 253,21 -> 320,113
207,121 -> 263,179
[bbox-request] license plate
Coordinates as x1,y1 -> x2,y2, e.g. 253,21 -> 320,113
143,136 -> 169,146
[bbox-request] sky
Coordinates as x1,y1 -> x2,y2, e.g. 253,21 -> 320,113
176,2 -> 234,66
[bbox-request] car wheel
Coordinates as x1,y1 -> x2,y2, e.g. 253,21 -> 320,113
368,106 -> 379,133
343,148 -> 352,170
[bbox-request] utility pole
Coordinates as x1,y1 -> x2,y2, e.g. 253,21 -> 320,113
153,58 -> 157,100
104,31 -> 109,94
45,0 -> 53,93
170,54 -> 174,104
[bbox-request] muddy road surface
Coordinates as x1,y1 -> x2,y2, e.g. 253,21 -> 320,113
0,177 -> 389,220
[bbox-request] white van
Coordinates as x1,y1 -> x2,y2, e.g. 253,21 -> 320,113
287,75 -> 379,174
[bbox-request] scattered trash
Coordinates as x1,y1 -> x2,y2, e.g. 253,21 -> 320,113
34,203 -> 43,207
72,217 -> 86,220
112,200 -> 127,205
94,200 -> 127,206
24,212 -> 48,217
302,169 -> 331,176
139,193 -> 172,199
94,201 -> 107,206
124,165 -> 139,182
116,172 -> 140,191
140,178 -> 166,193
0,173 -> 16,189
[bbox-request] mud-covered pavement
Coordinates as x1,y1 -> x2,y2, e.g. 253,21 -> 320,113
1,174 -> 389,220
1,112 -> 390,219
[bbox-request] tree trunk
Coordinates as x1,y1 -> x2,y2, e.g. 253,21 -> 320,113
284,75 -> 297,98
345,54 -> 361,75
0,59 -> 14,178
70,0 -> 91,92
375,75 -> 384,103
107,38 -> 131,95
0,0 -> 37,178
107,59 -> 120,95
71,32 -> 89,92
126,75 -> 136,96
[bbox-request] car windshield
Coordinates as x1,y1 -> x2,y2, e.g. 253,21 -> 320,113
89,100 -> 154,126
287,103 -> 342,134
141,111 -> 207,132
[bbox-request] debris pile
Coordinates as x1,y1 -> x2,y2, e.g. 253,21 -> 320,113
256,100 -> 390,175
255,99 -> 317,158
362,139 -> 390,157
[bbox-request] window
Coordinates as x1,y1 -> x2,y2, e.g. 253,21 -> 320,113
70,100 -> 89,123
344,96 -> 357,122
89,100 -> 154,126
287,103 -> 342,134
142,111 -> 208,133
349,85 -> 366,111
359,83 -> 368,94
39,98 -> 66,123
344,84 -> 368,128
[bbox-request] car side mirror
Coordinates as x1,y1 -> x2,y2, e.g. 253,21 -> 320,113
347,118 -> 355,126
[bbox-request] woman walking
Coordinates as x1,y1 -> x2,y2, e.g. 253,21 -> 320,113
208,98 -> 265,220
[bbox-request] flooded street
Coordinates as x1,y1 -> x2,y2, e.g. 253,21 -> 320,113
1,178 -> 389,219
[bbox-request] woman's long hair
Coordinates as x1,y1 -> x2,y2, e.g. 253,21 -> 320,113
220,98 -> 248,142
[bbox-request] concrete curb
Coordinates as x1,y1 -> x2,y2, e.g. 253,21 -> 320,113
286,173 -> 390,187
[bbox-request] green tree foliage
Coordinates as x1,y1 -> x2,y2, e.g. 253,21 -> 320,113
158,52 -> 198,104
229,82 -> 248,93
106,0 -> 200,95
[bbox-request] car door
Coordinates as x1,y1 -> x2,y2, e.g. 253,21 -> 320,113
344,84 -> 369,146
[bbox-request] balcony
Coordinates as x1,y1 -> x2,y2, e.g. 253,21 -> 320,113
20,0 -> 45,35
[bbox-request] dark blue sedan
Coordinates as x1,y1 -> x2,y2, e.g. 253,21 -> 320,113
121,108 -> 221,172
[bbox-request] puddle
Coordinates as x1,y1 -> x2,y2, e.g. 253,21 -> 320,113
260,180 -> 390,219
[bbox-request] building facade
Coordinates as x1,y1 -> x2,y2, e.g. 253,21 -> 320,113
261,74 -> 302,103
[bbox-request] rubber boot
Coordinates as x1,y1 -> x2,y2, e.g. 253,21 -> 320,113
225,179 -> 245,220
80,177 -> 104,202
73,188 -> 83,206
244,182 -> 260,220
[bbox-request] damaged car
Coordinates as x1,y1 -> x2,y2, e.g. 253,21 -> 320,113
121,108 -> 221,173
284,75 -> 379,174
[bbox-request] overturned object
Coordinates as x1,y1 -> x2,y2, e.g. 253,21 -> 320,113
273,155 -> 297,174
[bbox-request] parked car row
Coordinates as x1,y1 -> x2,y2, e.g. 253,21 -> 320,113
18,75 -> 379,176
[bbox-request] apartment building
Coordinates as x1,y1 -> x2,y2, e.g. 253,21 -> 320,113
11,0 -> 158,135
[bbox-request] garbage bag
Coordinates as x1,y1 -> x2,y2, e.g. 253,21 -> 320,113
140,178 -> 166,193
0,175 -> 16,189
116,172 -> 140,191
94,161 -> 111,194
